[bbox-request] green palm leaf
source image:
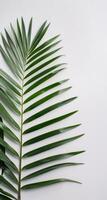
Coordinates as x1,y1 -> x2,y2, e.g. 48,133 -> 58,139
21,178 -> 81,190
0,18 -> 84,200
0,117 -> 5,175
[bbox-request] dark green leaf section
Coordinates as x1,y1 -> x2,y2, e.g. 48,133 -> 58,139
21,18 -> 28,53
4,168 -> 18,185
24,79 -> 68,104
0,69 -> 21,89
28,34 -> 60,58
0,117 -> 5,175
1,33 -> 22,76
0,150 -> 18,173
0,45 -> 21,79
0,194 -> 12,200
23,134 -> 84,158
16,19 -> 25,59
24,63 -> 65,86
26,48 -> 61,71
23,124 -> 80,146
0,188 -> 16,200
0,76 -> 21,96
0,137 -> 19,157
0,104 -> 20,130
0,89 -> 20,115
10,23 -> 24,62
27,40 -> 61,65
24,97 -> 76,123
24,87 -> 71,114
0,122 -> 19,143
24,68 -> 64,94
22,151 -> 85,170
0,85 -> 20,105
22,178 -> 81,190
27,18 -> 32,47
24,111 -> 78,134
0,176 -> 17,193
25,55 -> 62,78
4,28 -> 23,70
29,21 -> 50,54
22,162 -> 83,181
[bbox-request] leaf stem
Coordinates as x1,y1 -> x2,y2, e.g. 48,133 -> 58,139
18,76 -> 24,200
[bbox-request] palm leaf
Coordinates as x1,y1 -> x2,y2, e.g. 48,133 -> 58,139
0,18 -> 84,200
0,117 -> 5,175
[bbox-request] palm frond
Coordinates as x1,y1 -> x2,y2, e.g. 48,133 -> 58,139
0,18 -> 84,200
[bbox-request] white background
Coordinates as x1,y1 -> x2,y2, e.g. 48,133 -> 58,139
0,0 -> 107,200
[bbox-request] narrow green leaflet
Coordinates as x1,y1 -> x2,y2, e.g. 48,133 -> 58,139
26,48 -> 61,70
24,63 -> 65,86
0,84 -> 20,105
29,21 -> 49,53
22,162 -> 83,181
24,87 -> 71,113
24,68 -> 64,94
0,117 -> 5,175
4,29 -> 23,69
0,176 -> 17,193
24,97 -> 76,123
0,150 -> 18,173
10,23 -> 24,60
27,40 -> 61,64
0,45 -> 21,79
1,34 -> 22,75
0,89 -> 20,115
24,111 -> 78,134
25,55 -> 62,77
0,194 -> 12,200
23,124 -> 80,146
22,151 -> 85,170
22,178 -> 81,190
24,79 -> 69,104
21,17 -> 28,52
23,134 -> 84,158
0,69 -> 21,89
0,122 -> 19,143
0,188 -> 16,200
27,18 -> 32,47
27,34 -> 60,58
0,137 -> 19,157
4,168 -> 18,184
0,104 -> 20,130
16,19 -> 25,59
0,76 -> 21,96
